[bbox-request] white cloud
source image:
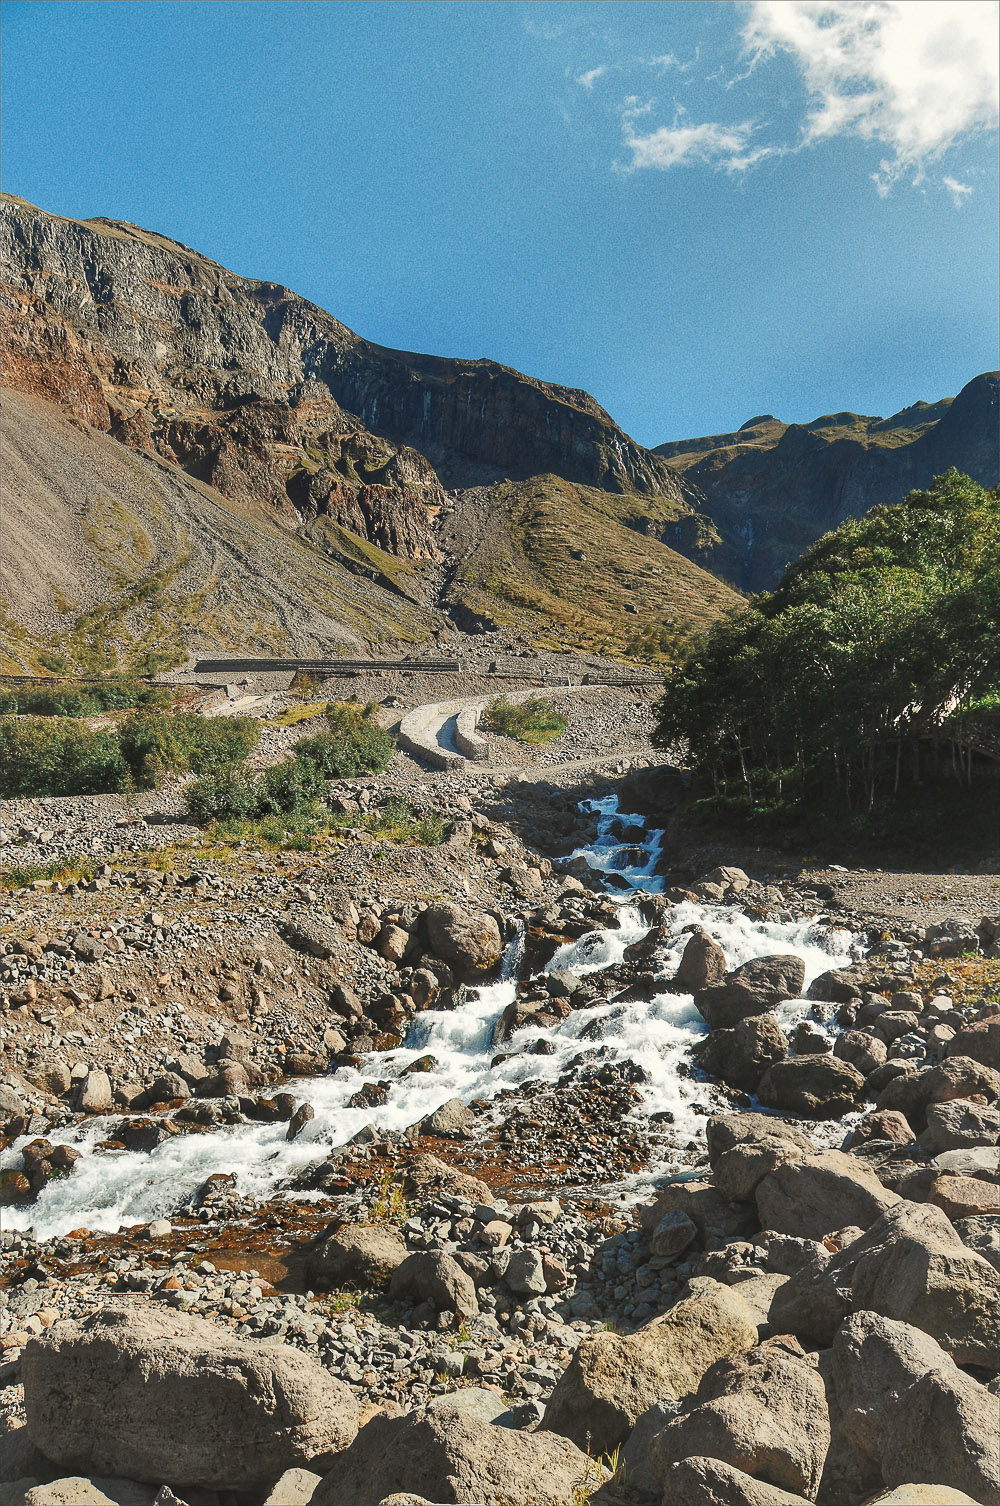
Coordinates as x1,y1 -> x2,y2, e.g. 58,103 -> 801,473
576,66 -> 608,90
741,1 -> 999,183
942,174 -> 974,207
606,0 -> 998,195
621,118 -> 770,173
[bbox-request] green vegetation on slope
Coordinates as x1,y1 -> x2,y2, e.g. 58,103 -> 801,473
445,475 -> 737,658
653,471 -> 999,833
482,696 -> 568,744
0,679 -> 169,717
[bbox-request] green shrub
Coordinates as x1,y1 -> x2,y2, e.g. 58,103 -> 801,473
0,680 -> 170,717
294,702 -> 396,778
482,696 -> 569,744
119,712 -> 260,786
184,766 -> 262,823
0,716 -> 131,797
256,755 -> 327,815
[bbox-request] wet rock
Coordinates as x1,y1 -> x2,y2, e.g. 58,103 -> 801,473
757,1056 -> 865,1118
694,1015 -> 789,1092
695,955 -> 807,1030
422,904 -> 502,980
541,1280 -> 758,1453
650,1338 -> 831,1500
310,1408 -> 604,1506
286,1102 -> 315,1140
832,1311 -> 1000,1506
22,1307 -> 359,1491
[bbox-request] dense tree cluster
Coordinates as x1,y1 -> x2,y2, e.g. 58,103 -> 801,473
653,471 -> 999,819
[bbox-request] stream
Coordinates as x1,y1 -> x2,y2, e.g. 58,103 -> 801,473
1,796 -> 860,1240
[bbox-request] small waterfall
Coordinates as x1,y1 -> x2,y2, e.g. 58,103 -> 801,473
0,796 -> 859,1239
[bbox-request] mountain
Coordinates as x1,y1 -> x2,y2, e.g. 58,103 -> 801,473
0,194 -> 736,672
654,374 -> 999,591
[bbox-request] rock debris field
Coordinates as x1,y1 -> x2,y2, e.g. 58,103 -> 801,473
1,674 -> 998,1506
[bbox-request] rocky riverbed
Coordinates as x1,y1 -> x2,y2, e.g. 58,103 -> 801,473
1,716 -> 998,1506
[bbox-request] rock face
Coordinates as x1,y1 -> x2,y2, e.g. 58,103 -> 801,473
310,1222 -> 408,1288
831,1311 -> 1000,1506
21,1308 -> 359,1490
654,372 -> 1000,591
541,1280 -> 758,1453
309,1408 -> 605,1506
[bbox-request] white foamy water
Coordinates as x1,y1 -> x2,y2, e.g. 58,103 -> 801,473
1,798 -> 860,1239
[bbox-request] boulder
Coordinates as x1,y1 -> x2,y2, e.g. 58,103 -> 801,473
422,905 -> 502,980
954,1214 -> 1000,1273
769,1200 -> 1000,1365
926,1174 -> 999,1221
650,1339 -> 830,1500
714,1137 -> 809,1205
311,1223 -> 408,1288
807,969 -> 863,1003
20,1483 -> 126,1506
638,1179 -> 755,1243
707,1113 -> 814,1166
843,1109 -> 914,1149
866,1489 -> 988,1505
309,1408 -> 604,1506
919,1101 -> 1000,1154
650,1209 -> 698,1256
832,1312 -> 1000,1506
694,1015 -> 789,1091
660,1456 -> 814,1505
877,1057 -> 1000,1131
420,1099 -> 475,1138
695,956 -> 807,1030
674,928 -> 728,992
389,1252 -> 478,1319
757,1057 -> 865,1118
541,1280 -> 758,1453
834,1029 -> 888,1076
946,1019 -> 1000,1069
755,1150 -> 899,1240
77,1071 -> 113,1115
262,1469 -> 324,1506
402,1154 -> 492,1206
21,1308 -> 358,1491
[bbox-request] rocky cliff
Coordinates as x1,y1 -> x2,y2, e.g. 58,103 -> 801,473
655,375 -> 999,591
1,194 -> 730,670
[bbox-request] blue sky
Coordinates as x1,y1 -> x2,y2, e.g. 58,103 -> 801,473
2,0 -> 997,446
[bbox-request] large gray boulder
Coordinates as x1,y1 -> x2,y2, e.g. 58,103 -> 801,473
21,1308 -> 358,1491
309,1408 -> 605,1506
770,1201 -> 1000,1366
311,1223 -> 408,1288
877,1056 -> 1000,1130
713,1136 -> 809,1205
757,1056 -> 865,1118
832,1312 -> 1000,1506
919,1100 -> 1000,1154
541,1280 -> 757,1454
660,1456 -> 814,1505
707,1113 -> 814,1166
389,1251 -> 478,1319
649,1339 -> 830,1500
754,1149 -> 899,1240
422,904 -> 502,980
695,956 -> 806,1030
694,1015 -> 789,1091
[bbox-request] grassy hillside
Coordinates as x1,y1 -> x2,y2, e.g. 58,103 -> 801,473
441,475 -> 740,660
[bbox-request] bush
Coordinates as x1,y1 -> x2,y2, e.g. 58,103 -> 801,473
256,755 -> 327,815
0,716 -> 131,797
0,679 -> 169,717
482,696 -> 569,744
184,766 -> 262,823
119,712 -> 260,786
294,702 -> 396,778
